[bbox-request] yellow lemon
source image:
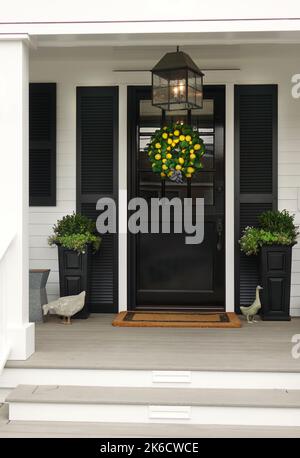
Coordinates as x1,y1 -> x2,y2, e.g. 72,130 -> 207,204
174,138 -> 179,144
194,144 -> 201,150
166,153 -> 172,159
172,142 -> 176,147
178,157 -> 184,165
179,135 -> 185,141
182,149 -> 186,153
162,164 -> 168,171
185,135 -> 191,142
162,133 -> 168,139
187,167 -> 195,174
162,158 -> 167,163
186,173 -> 192,178
190,148 -> 194,154
161,172 -> 166,177
189,141 -> 193,145
155,154 -> 161,160
190,153 -> 196,160
155,143 -> 161,149
167,138 -> 173,145
167,146 -> 171,151
173,130 -> 180,136
168,171 -> 173,177
175,165 -> 182,171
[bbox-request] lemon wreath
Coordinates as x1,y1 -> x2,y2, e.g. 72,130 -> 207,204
146,124 -> 205,183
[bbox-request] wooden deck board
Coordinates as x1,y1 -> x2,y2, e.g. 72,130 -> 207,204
5,314 -> 300,372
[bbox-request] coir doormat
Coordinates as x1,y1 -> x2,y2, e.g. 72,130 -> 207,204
112,311 -> 241,328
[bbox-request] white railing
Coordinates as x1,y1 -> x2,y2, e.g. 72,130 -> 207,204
0,231 -> 15,372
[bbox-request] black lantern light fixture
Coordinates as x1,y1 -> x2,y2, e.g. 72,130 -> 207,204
151,46 -> 204,111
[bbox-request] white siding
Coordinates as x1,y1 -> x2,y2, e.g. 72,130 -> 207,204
29,44 -> 300,314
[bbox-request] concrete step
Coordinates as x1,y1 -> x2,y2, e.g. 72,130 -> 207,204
6,385 -> 300,426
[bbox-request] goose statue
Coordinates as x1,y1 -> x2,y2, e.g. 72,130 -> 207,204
43,291 -> 86,324
240,285 -> 263,323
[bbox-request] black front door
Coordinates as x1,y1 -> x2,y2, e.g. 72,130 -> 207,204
128,86 -> 225,311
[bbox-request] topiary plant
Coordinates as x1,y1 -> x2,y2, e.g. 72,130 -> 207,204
239,210 -> 299,256
48,212 -> 101,254
258,209 -> 299,241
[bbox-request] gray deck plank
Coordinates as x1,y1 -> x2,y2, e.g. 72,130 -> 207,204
5,315 -> 300,372
7,385 -> 300,408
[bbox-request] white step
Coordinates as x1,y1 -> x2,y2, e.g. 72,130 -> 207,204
6,385 -> 300,427
1,403 -> 300,438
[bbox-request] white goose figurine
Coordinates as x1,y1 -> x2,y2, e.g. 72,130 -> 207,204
43,291 -> 86,324
240,285 -> 263,323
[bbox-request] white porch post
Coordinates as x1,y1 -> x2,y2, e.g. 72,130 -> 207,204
0,38 -> 35,360
225,83 -> 235,312
118,85 -> 128,312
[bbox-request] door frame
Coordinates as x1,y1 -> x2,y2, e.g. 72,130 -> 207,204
127,85 -> 226,311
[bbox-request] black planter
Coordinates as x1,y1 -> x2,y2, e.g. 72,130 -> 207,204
260,245 -> 293,321
57,244 -> 92,319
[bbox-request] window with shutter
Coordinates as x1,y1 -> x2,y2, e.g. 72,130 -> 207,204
76,87 -> 118,313
29,83 -> 56,206
235,85 -> 278,309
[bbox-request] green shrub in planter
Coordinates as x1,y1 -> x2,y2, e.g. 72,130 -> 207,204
48,213 -> 101,319
48,212 -> 101,254
239,210 -> 299,321
240,210 -> 298,256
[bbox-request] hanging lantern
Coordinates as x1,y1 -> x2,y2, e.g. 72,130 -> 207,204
151,47 -> 204,111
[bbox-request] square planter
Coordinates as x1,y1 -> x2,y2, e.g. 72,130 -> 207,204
260,245 -> 293,321
57,244 -> 91,319
29,269 -> 50,322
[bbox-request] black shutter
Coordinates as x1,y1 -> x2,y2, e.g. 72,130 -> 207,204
76,87 -> 118,313
235,85 -> 278,309
29,83 -> 56,206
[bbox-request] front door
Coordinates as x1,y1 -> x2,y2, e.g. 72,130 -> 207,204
128,86 -> 225,311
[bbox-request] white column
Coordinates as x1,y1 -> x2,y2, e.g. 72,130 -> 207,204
225,83 -> 235,312
0,39 -> 35,359
118,85 -> 127,311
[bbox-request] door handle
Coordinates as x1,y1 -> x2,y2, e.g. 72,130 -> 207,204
216,218 -> 223,251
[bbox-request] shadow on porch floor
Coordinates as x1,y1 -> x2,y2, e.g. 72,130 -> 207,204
5,314 -> 300,372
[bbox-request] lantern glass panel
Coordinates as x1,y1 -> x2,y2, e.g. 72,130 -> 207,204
187,85 -> 196,107
169,78 -> 187,106
152,73 -> 169,109
188,70 -> 197,88
195,74 -> 204,108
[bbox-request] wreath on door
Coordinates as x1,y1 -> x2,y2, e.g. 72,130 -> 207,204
146,124 -> 205,183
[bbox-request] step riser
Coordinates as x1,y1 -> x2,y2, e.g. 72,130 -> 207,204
2,368 -> 300,390
9,403 -> 300,427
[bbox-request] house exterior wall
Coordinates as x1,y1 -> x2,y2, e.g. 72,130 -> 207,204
29,44 -> 300,315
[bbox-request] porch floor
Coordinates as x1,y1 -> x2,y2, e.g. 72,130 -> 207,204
5,314 -> 300,372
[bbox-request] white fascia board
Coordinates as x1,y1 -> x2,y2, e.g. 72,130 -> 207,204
1,19 -> 300,37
